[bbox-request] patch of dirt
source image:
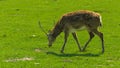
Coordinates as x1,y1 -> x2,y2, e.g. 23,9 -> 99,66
4,57 -> 34,62
35,48 -> 42,52
34,48 -> 48,53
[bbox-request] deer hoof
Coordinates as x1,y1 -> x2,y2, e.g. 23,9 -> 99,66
81,48 -> 86,52
102,50 -> 104,54
60,50 -> 64,53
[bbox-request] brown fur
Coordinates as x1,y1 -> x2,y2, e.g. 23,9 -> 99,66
51,10 -> 101,38
48,10 -> 104,53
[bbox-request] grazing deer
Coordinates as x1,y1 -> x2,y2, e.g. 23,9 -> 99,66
39,10 -> 104,53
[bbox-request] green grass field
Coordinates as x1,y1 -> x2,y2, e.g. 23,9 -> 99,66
0,0 -> 120,68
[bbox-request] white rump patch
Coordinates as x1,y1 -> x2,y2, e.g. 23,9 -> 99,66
100,16 -> 102,23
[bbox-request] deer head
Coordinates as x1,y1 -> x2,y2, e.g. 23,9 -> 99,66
47,30 -> 56,47
38,21 -> 56,47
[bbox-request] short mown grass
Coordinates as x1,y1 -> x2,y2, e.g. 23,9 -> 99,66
0,0 -> 120,68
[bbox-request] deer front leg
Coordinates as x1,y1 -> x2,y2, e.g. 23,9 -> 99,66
93,29 -> 104,53
72,32 -> 82,52
82,32 -> 94,51
61,31 -> 69,53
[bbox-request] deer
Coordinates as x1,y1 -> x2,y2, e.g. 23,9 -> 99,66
39,10 -> 104,53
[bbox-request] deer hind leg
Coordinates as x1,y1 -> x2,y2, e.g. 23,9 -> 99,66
93,29 -> 104,53
72,32 -> 82,51
82,32 -> 95,51
60,30 -> 69,53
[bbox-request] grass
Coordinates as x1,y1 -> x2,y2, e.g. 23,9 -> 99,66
0,0 -> 120,68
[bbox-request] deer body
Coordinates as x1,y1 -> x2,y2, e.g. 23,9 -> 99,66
47,10 -> 104,53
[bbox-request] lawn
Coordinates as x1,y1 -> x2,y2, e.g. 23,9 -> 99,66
0,0 -> 120,68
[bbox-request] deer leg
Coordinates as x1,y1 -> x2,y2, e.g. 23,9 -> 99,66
93,29 -> 104,53
72,32 -> 82,51
61,31 -> 69,53
82,32 -> 95,51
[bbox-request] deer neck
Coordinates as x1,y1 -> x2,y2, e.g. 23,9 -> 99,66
51,23 -> 63,39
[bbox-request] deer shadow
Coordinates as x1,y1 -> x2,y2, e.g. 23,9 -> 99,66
46,51 -> 102,57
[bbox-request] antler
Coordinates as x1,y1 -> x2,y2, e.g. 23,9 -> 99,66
38,21 -> 48,36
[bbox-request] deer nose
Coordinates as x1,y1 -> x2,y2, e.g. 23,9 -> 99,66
48,44 -> 52,48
